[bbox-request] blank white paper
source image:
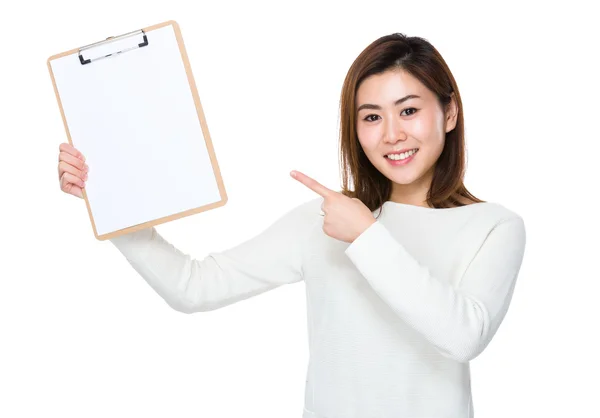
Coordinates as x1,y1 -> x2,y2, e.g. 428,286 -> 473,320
51,24 -> 222,236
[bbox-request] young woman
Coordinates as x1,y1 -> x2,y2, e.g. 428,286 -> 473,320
57,32 -> 526,418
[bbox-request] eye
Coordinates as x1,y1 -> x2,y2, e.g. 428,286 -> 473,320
364,114 -> 380,122
401,107 -> 418,116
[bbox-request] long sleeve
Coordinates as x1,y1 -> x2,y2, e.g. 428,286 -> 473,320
110,198 -> 320,313
344,216 -> 526,363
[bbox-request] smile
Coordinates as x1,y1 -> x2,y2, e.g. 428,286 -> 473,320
385,149 -> 418,166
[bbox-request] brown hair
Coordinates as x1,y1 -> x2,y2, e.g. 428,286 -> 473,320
337,33 -> 485,216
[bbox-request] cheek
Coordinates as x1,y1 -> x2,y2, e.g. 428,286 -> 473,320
356,124 -> 380,150
412,116 -> 432,138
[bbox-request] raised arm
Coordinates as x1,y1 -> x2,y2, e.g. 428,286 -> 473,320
110,198 -> 321,313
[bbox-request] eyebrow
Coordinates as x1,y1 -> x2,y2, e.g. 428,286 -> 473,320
357,94 -> 421,112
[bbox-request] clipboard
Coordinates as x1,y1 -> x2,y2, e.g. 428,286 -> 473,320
47,20 -> 228,241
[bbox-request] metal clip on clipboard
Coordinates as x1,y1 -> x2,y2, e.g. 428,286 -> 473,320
78,29 -> 149,65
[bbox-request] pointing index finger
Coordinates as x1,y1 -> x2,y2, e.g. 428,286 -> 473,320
291,170 -> 333,197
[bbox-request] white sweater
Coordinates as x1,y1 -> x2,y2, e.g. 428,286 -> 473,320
109,196 -> 526,418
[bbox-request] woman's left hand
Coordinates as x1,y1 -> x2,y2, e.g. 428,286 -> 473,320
291,170 -> 376,243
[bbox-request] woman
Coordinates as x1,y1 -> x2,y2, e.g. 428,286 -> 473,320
57,33 -> 526,418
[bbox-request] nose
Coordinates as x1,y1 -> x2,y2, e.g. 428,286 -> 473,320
384,114 -> 407,143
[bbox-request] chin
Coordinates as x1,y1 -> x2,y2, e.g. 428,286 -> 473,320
389,172 -> 420,185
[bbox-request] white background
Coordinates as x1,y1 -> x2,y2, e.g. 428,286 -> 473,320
1,1 -> 598,417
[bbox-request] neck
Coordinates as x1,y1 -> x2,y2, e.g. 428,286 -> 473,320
389,170 -> 433,208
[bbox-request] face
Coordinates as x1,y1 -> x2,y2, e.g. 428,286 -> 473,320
355,69 -> 458,205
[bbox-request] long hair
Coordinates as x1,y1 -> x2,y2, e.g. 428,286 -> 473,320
337,33 -> 485,216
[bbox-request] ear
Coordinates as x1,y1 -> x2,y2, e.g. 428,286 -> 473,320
444,92 -> 459,133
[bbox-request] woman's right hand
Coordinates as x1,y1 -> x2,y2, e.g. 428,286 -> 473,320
58,142 -> 89,199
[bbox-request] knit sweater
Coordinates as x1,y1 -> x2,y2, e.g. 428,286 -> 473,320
109,196 -> 526,418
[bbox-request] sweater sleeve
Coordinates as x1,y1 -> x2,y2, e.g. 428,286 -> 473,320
109,198 -> 320,313
344,216 -> 526,363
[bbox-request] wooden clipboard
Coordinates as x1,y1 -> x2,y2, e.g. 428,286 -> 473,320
47,20 -> 228,241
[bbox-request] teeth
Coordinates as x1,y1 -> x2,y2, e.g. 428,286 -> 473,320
387,149 -> 418,160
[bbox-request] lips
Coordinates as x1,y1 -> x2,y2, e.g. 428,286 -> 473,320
384,148 -> 419,157
385,149 -> 418,165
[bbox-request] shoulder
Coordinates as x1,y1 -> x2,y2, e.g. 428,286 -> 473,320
478,200 -> 524,223
469,201 -> 526,245
450,202 -> 527,266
